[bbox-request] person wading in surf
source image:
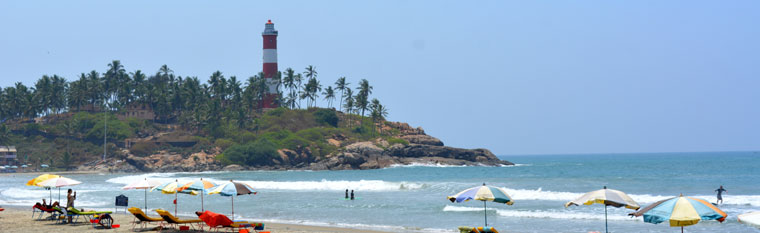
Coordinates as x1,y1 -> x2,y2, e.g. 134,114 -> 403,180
715,185 -> 726,204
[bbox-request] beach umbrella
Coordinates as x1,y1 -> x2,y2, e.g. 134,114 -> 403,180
26,174 -> 60,202
26,174 -> 60,186
447,183 -> 514,226
122,178 -> 163,212
177,178 -> 217,212
738,212 -> 760,228
152,179 -> 197,216
37,177 -> 82,203
565,186 -> 640,233
206,180 -> 257,220
629,194 -> 726,233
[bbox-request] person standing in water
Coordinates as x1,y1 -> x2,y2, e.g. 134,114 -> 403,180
715,185 -> 726,204
345,189 -> 349,199
350,190 -> 355,200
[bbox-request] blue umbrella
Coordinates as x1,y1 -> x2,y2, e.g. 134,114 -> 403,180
206,180 -> 256,220
447,183 -> 514,226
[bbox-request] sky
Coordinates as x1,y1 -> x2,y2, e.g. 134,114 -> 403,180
1,1 -> 759,155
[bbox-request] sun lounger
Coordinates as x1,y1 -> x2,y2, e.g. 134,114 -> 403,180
65,207 -> 112,223
128,207 -> 164,231
458,226 -> 500,233
155,209 -> 204,231
197,210 -> 265,232
32,203 -> 62,220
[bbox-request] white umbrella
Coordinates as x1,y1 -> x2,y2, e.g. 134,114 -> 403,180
122,178 -> 163,212
739,212 -> 760,228
38,177 -> 82,204
565,186 -> 640,233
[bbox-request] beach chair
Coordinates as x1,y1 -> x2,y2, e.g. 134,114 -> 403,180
65,207 -> 113,223
197,210 -> 265,232
128,207 -> 164,231
155,209 -> 204,231
457,226 -> 500,233
32,203 -> 62,220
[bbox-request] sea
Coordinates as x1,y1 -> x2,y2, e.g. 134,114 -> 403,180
1,151 -> 759,232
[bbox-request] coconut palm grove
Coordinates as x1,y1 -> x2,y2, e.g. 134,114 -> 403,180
0,60 -> 391,168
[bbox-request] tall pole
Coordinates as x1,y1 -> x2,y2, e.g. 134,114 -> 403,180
103,100 -> 107,161
604,204 -> 608,233
231,195 -> 235,221
484,200 -> 488,226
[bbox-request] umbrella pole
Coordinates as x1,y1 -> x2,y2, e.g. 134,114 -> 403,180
232,195 -> 235,221
681,226 -> 683,233
201,189 -> 204,212
604,204 -> 608,233
175,191 -> 178,217
58,187 -> 60,203
484,200 -> 488,227
144,188 -> 147,212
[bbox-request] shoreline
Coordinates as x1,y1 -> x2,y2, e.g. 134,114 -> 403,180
0,206 -> 389,233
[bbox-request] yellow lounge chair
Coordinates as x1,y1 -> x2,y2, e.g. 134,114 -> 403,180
458,226 -> 500,233
128,207 -> 164,231
155,209 -> 204,231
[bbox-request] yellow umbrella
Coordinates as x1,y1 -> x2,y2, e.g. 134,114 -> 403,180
565,186 -> 640,233
152,179 -> 197,216
26,174 -> 60,186
26,174 -> 61,203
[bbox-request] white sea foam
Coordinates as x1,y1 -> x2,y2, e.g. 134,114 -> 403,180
499,187 -> 760,207
104,172 -> 178,185
225,179 -> 427,191
250,217 -> 455,233
442,205 -> 639,221
389,163 -> 468,168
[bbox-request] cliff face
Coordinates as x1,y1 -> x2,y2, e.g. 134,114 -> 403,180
109,121 -> 512,172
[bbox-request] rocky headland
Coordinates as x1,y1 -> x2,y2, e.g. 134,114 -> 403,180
93,122 -> 512,172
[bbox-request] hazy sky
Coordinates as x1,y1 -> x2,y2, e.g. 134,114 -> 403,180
1,1 -> 759,155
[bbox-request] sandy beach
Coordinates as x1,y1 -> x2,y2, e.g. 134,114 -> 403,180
0,206 -> 387,233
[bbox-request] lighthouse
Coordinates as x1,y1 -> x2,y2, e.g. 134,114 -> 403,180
262,19 -> 278,108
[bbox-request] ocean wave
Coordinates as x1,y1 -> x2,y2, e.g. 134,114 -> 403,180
225,179 -> 427,191
442,205 -> 638,221
104,172 -> 178,185
499,187 -> 760,207
251,217 -> 455,233
389,163 -> 469,168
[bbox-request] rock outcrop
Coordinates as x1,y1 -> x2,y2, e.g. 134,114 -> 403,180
105,120 -> 513,172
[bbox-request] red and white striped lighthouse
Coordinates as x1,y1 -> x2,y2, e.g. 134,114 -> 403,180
262,19 -> 278,108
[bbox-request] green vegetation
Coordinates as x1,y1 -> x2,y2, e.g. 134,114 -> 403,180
0,61 -> 396,168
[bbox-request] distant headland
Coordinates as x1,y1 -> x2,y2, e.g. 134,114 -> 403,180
0,61 -> 512,172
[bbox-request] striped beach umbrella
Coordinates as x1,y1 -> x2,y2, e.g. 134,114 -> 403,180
738,212 -> 760,228
565,186 -> 640,233
447,183 -> 514,226
37,177 -> 82,204
26,174 -> 60,186
207,180 -> 257,220
152,180 -> 196,216
122,178 -> 163,212
177,178 -> 217,212
629,194 -> 726,233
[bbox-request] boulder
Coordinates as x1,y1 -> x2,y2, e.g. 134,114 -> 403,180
401,135 -> 444,146
223,164 -> 244,171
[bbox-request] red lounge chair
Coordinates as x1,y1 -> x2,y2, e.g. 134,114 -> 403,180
197,210 -> 265,232
32,203 -> 62,220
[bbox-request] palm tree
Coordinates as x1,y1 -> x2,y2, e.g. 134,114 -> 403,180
343,88 -> 354,127
335,77 -> 349,112
304,65 -> 318,80
356,79 -> 373,117
323,86 -> 335,108
294,73 -> 304,108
